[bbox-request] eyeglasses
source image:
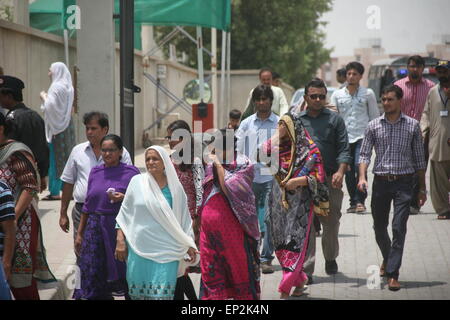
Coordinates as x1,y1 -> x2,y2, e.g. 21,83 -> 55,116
308,94 -> 326,100
101,148 -> 119,153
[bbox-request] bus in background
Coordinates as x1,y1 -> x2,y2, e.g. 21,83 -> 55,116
368,56 -> 440,103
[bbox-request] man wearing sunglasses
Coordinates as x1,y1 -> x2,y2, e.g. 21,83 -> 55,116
420,60 -> 450,220
300,78 -> 351,279
331,62 -> 380,215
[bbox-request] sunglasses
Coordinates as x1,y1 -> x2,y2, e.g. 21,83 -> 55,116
308,94 -> 326,100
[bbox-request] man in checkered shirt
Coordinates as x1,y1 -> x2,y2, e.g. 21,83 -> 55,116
357,84 -> 427,292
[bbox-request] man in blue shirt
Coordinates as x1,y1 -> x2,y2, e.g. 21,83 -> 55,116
331,62 -> 379,214
236,84 -> 279,274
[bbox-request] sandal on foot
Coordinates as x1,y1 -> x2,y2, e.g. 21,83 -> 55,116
437,213 -> 450,220
355,203 -> 366,213
291,285 -> 308,297
42,194 -> 61,201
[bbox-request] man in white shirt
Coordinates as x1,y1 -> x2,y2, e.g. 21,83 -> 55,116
236,84 -> 279,274
241,68 -> 289,121
59,112 -> 132,246
331,62 -> 380,214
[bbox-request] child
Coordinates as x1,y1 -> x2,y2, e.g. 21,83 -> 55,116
227,109 -> 242,130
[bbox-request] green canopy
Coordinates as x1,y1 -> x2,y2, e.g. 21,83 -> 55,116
113,0 -> 231,31
29,0 -> 231,49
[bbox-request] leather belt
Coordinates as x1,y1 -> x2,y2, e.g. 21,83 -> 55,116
375,174 -> 414,182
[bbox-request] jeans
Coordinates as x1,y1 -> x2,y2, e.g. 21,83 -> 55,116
345,139 -> 367,206
371,175 -> 413,280
252,181 -> 274,263
252,181 -> 272,235
261,215 -> 274,263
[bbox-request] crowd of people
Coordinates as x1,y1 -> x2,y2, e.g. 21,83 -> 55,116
0,55 -> 449,300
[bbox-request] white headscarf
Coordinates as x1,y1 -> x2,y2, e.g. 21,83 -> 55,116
41,62 -> 74,143
116,146 -> 198,276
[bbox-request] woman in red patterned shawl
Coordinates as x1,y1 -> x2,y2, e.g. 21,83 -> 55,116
199,129 -> 260,300
0,113 -> 55,300
262,112 -> 329,299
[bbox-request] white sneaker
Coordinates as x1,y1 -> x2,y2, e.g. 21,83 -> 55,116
410,206 -> 420,215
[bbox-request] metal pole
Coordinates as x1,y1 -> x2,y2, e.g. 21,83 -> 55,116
220,31 -> 226,129
196,27 -> 205,102
211,28 -> 218,129
120,0 -> 135,162
226,32 -> 231,116
64,29 -> 70,67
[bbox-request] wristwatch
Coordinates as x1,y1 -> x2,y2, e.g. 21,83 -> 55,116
419,189 -> 427,195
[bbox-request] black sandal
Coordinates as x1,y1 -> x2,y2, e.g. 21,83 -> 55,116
42,194 -> 62,201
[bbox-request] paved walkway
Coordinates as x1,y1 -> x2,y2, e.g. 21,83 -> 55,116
36,148 -> 450,300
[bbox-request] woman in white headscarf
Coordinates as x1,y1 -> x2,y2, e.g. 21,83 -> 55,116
40,62 -> 76,200
115,146 -> 199,300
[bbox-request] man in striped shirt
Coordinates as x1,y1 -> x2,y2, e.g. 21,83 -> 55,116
357,84 -> 427,291
394,55 -> 435,214
0,180 -> 16,296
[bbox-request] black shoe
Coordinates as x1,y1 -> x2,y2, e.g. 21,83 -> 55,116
307,275 -> 314,285
325,260 -> 338,275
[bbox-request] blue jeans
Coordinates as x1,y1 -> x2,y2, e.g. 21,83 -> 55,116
345,139 -> 367,206
252,181 -> 274,263
0,262 -> 11,300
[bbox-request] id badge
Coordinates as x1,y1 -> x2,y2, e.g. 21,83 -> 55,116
440,110 -> 449,117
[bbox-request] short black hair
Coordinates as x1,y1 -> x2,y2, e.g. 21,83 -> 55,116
259,68 -> 273,78
336,68 -> 347,78
407,55 -> 425,67
83,111 -> 109,128
252,84 -> 273,102
229,109 -> 242,120
381,84 -> 403,99
272,72 -> 281,80
101,134 -> 123,150
210,128 -> 237,153
0,88 -> 23,102
304,78 -> 327,95
167,120 -> 191,134
346,62 -> 365,76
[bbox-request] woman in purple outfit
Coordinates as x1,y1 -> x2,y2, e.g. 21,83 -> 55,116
73,134 -> 140,300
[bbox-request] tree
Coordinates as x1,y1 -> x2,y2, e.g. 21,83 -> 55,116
155,0 -> 332,88
0,0 -> 14,22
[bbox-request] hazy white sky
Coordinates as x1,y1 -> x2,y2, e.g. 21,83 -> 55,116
321,0 -> 450,57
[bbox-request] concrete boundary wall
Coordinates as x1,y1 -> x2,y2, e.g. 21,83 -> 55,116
0,20 -> 294,148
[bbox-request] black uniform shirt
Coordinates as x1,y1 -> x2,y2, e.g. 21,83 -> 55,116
6,103 -> 49,178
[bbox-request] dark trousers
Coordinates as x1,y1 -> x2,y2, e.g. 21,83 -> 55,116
174,275 -> 197,300
345,139 -> 367,206
410,174 -> 420,210
371,175 -> 413,280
